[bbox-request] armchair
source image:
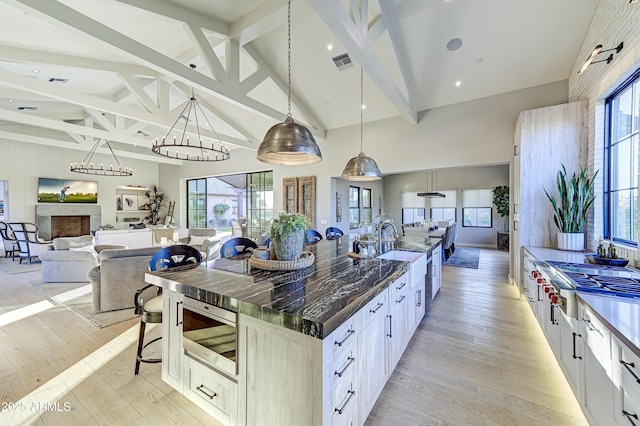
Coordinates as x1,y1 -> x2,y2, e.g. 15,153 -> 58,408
8,222 -> 53,264
187,228 -> 221,259
0,221 -> 18,260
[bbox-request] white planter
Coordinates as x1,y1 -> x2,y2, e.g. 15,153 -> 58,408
557,232 -> 585,251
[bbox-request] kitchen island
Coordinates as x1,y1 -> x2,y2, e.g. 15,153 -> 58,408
145,236 -> 442,426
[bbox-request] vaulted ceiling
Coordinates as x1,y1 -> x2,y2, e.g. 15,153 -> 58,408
0,0 -> 600,165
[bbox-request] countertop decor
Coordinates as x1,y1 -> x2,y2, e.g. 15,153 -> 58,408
249,251 -> 314,270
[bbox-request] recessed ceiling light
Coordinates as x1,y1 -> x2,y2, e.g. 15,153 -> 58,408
327,43 -> 333,51
455,81 -> 462,87
446,38 -> 463,51
361,104 -> 366,110
32,69 -> 40,73
8,99 -> 13,102
476,58 -> 484,64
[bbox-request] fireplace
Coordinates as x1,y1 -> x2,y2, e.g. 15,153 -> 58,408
36,205 -> 101,240
51,215 -> 90,238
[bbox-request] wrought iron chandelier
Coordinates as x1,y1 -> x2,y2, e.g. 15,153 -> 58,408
152,88 -> 230,162
70,138 -> 133,176
341,68 -> 382,181
257,0 -> 322,165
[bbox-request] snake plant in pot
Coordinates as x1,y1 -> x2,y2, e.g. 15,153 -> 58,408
544,164 -> 597,251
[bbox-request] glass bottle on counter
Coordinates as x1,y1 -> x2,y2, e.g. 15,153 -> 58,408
607,238 -> 617,259
597,237 -> 606,258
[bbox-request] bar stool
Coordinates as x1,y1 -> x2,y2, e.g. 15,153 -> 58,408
134,245 -> 202,375
305,229 -> 323,243
325,227 -> 344,240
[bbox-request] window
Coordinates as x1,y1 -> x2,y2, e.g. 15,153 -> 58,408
362,188 -> 372,223
605,69 -> 640,245
402,208 -> 425,224
462,189 -> 493,228
187,178 -> 207,228
430,208 -> 456,222
463,208 -> 492,227
246,171 -> 274,238
349,186 -> 360,229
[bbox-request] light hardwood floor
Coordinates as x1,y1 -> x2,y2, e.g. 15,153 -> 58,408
0,248 -> 587,425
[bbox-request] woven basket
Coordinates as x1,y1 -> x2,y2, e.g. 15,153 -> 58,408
250,251 -> 315,271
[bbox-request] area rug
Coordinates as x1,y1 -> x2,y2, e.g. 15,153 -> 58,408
31,279 -> 138,329
443,247 -> 480,269
0,259 -> 43,274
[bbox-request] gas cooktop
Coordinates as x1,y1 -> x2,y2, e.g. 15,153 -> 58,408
545,261 -> 640,299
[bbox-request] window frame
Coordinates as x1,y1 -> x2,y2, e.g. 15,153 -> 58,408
361,188 -> 372,223
430,207 -> 456,223
462,207 -> 493,228
604,68 -> 640,247
349,186 -> 360,229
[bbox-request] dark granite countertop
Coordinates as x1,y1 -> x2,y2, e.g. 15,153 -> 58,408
145,236 -> 441,339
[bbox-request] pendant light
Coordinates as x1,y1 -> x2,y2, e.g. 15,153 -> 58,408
341,68 -> 382,181
417,170 -> 445,198
257,0 -> 322,166
70,138 -> 133,176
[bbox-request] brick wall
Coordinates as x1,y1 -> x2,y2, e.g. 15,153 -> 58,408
568,0 -> 640,261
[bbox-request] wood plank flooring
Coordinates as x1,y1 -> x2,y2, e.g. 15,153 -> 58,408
0,249 -> 587,425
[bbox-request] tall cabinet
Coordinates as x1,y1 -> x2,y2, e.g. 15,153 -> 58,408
511,101 -> 588,292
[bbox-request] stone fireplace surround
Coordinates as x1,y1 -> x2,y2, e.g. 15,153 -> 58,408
36,205 -> 101,240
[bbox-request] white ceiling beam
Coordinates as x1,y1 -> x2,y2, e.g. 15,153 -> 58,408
8,0 -> 306,127
378,0 -> 419,108
84,108 -> 116,132
229,0 -> 288,46
184,24 -> 230,84
0,44 -> 156,77
0,129 -> 180,164
0,68 -> 255,150
117,73 -> 160,113
307,0 -> 417,124
367,14 -> 385,44
113,0 -> 229,37
239,68 -> 269,95
226,39 -> 240,85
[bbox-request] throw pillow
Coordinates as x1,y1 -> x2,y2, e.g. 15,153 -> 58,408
255,231 -> 271,246
189,236 -> 208,246
70,245 -> 99,262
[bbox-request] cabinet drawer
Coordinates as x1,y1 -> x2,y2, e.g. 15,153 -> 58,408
579,304 -> 611,370
360,290 -> 388,328
185,356 -> 237,423
331,380 -> 357,426
389,272 -> 409,299
329,343 -> 357,393
614,373 -> 640,426
327,311 -> 361,362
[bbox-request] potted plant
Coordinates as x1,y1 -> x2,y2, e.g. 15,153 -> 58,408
139,185 -> 168,225
492,186 -> 510,233
270,212 -> 310,261
545,164 -> 598,251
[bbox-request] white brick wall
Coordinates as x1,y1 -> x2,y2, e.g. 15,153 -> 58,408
568,0 -> 640,263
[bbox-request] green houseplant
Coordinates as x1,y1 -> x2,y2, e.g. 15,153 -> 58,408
544,164 -> 598,251
270,212 -> 310,261
492,186 -> 509,233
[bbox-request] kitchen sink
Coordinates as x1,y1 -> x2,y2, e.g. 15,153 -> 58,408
377,250 -> 427,286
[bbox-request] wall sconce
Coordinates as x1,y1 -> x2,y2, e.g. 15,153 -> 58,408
577,42 -> 624,75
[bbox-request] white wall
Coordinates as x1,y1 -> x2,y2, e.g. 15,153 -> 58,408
0,131 -> 159,228
159,80 -> 569,235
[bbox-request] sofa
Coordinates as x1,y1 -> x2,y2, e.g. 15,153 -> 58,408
87,246 -> 161,313
38,235 -> 125,283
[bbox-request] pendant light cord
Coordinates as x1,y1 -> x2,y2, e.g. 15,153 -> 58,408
360,67 -> 364,153
287,0 -> 292,118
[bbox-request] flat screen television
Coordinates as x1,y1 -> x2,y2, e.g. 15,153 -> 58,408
37,178 -> 98,204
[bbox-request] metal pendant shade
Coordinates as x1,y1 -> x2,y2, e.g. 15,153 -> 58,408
341,68 -> 382,181
257,117 -> 322,165
257,0 -> 322,166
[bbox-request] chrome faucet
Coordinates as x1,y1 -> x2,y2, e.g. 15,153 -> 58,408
377,220 -> 398,254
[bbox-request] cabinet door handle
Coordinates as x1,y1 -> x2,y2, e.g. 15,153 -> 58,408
622,410 -> 638,425
334,356 -> 356,377
620,360 -> 640,384
416,290 -> 422,307
396,295 -> 405,304
396,281 -> 406,290
334,328 -> 355,347
369,302 -> 384,314
196,384 -> 217,399
550,303 -> 558,325
334,390 -> 355,415
176,300 -> 183,327
572,332 -> 582,360
386,314 -> 392,338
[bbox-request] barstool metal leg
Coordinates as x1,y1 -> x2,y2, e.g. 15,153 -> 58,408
134,319 -> 146,375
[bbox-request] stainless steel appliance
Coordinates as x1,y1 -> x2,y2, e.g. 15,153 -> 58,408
182,297 -> 237,377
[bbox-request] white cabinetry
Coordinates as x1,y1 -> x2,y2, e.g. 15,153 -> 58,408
559,314 -> 581,394
511,101 -> 587,292
387,275 -> 411,373
431,246 -> 442,299
162,289 -> 183,390
612,335 -> 640,425
578,302 -> 615,426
